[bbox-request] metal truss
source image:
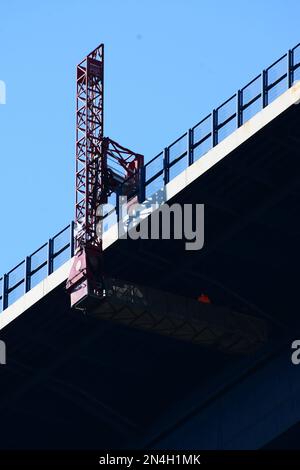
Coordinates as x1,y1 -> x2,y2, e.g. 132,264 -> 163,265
75,44 -> 104,250
69,44 -> 143,309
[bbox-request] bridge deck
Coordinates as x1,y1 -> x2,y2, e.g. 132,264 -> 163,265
1,82 -> 300,448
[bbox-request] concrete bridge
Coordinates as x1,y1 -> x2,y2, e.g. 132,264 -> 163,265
1,54 -> 300,448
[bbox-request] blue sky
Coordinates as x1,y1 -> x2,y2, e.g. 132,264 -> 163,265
0,0 -> 300,274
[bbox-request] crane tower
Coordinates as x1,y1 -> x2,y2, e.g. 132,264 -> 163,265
66,44 -> 144,309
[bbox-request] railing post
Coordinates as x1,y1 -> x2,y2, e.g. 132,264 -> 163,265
163,147 -> 170,185
288,49 -> 294,89
48,238 -> 54,275
262,69 -> 268,108
2,273 -> 8,310
138,166 -> 146,202
25,256 -> 31,293
212,109 -> 218,146
70,221 -> 75,257
188,128 -> 194,166
116,188 -> 121,224
237,90 -> 243,127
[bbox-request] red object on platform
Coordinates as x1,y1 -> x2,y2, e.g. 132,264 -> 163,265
197,293 -> 211,304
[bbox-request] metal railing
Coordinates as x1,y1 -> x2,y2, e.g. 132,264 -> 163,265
1,43 -> 300,313
0,223 -> 74,312
141,44 -> 300,199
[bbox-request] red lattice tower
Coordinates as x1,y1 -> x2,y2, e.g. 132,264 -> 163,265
75,44 -> 105,251
67,44 -> 143,310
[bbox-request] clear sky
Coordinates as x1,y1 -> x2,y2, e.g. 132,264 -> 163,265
0,0 -> 300,274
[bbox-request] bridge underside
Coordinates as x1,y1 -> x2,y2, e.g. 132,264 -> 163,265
1,101 -> 300,449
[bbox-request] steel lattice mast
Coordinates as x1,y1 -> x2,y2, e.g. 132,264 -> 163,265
75,44 -> 104,250
67,44 -> 143,310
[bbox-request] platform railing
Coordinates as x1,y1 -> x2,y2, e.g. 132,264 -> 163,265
1,44 -> 300,313
141,44 -> 300,198
0,223 -> 74,312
